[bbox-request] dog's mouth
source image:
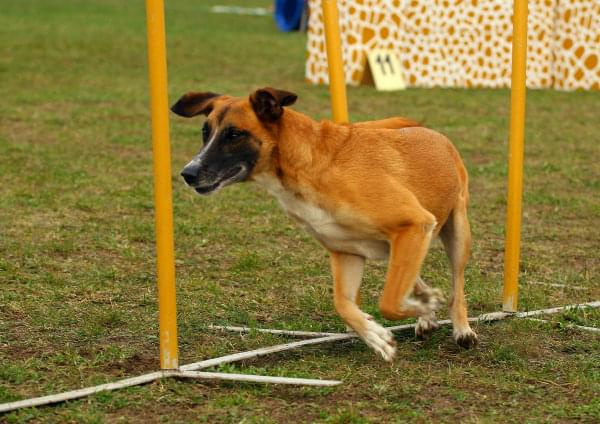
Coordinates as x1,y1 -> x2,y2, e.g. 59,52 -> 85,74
194,165 -> 246,195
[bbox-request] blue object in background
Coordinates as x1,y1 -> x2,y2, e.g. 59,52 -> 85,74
274,0 -> 305,32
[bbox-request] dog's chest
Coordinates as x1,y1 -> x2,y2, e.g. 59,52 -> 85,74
254,175 -> 389,260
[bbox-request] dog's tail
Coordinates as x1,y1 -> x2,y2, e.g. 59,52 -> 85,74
349,117 -> 422,130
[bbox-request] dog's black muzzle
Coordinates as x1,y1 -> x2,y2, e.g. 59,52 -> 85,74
180,158 -> 248,195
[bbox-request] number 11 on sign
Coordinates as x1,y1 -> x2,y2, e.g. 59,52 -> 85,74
364,49 -> 407,91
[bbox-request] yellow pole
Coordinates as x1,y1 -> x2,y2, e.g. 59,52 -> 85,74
321,0 -> 349,123
145,0 -> 179,369
503,0 -> 528,312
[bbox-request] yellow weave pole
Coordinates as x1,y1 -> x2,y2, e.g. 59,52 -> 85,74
145,0 -> 179,369
321,0 -> 349,123
503,0 -> 528,312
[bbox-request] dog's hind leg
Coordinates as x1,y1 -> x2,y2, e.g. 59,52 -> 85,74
330,251 -> 396,362
440,204 -> 478,348
413,276 -> 442,339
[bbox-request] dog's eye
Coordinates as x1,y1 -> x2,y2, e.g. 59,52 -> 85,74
228,129 -> 245,141
202,123 -> 211,142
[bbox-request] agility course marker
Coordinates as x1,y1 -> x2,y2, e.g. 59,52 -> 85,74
502,0 -> 529,312
321,0 -> 348,123
362,49 -> 407,91
146,0 -> 179,370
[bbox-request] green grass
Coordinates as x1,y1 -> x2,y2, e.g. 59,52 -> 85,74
1,0 -> 599,422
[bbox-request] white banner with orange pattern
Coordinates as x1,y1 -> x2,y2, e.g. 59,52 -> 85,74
305,0 -> 599,90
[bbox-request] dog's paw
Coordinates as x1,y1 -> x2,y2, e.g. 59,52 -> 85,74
415,287 -> 445,309
362,319 -> 396,362
415,312 -> 439,339
405,288 -> 445,317
454,327 -> 478,349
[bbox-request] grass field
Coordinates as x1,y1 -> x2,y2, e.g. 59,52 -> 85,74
1,0 -> 599,422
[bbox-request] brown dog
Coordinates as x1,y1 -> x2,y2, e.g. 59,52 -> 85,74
172,87 -> 477,361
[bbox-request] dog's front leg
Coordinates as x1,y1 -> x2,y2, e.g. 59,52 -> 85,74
379,216 -> 443,320
330,251 -> 396,362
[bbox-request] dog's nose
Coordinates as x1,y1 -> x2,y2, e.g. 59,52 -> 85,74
180,164 -> 199,186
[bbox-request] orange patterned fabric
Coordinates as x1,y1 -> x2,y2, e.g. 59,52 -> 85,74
306,0 -> 600,90
553,0 -> 600,90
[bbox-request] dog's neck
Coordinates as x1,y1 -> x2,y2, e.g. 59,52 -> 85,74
271,109 -> 349,189
251,108 -> 350,210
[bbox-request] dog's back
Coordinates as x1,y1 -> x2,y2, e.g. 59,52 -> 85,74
314,120 -> 466,234
349,116 -> 421,130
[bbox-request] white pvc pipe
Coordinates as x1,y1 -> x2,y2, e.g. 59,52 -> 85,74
526,281 -> 587,290
183,320 -> 470,373
515,300 -> 600,318
2,301 -> 598,413
180,333 -> 352,371
174,371 -> 340,386
0,371 -> 169,414
209,316 -> 507,340
525,318 -> 600,334
209,324 -> 341,337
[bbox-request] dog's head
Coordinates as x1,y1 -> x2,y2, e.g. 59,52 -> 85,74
171,87 -> 297,195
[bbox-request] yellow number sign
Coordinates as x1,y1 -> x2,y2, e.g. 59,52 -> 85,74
361,49 -> 406,91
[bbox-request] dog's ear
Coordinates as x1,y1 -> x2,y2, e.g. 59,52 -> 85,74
171,92 -> 221,117
249,87 -> 297,122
